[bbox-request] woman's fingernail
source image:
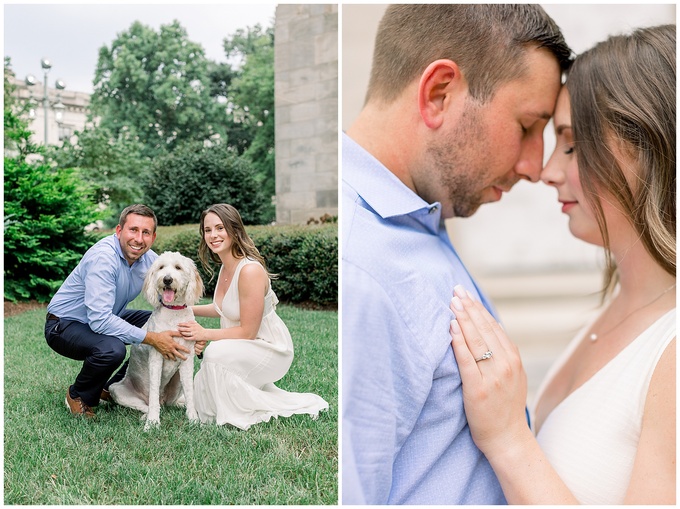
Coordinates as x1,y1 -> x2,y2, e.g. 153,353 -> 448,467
450,319 -> 461,335
453,285 -> 467,299
451,295 -> 464,311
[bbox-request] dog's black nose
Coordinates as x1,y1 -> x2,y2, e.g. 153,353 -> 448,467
163,275 -> 173,286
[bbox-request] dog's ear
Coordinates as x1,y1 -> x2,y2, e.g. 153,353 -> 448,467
143,260 -> 160,306
186,258 -> 205,305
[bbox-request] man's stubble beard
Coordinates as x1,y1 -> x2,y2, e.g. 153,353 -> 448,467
425,103 -> 491,218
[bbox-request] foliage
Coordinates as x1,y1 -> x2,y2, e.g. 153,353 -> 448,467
70,21 -> 277,225
153,223 -> 338,307
223,25 -> 276,205
4,157 -> 102,302
250,224 -> 338,307
206,61 -> 251,156
91,20 -> 226,159
4,304 -> 337,505
143,141 -> 270,227
4,58 -> 103,302
45,125 -> 150,227
4,58 -> 36,158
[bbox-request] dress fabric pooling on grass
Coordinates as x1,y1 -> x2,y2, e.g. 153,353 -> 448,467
193,257 -> 328,430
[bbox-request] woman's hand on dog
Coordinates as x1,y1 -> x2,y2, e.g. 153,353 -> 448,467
178,320 -> 207,342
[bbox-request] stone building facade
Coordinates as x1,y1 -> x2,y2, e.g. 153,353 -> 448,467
273,4 -> 338,225
9,75 -> 91,147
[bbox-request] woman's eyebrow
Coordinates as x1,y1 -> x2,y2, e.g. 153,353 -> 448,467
555,124 -> 572,135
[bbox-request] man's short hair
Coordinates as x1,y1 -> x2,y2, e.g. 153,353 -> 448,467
119,204 -> 158,232
366,4 -> 573,105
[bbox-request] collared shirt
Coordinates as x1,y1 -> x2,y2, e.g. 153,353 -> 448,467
342,133 -> 506,505
47,234 -> 157,344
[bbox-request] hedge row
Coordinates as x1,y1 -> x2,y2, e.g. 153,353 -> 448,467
153,223 -> 338,308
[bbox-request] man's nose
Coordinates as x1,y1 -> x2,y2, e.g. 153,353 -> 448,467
515,136 -> 544,183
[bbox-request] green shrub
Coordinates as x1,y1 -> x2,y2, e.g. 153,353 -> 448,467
143,141 -> 272,226
4,158 -> 102,302
250,225 -> 338,307
153,223 -> 337,307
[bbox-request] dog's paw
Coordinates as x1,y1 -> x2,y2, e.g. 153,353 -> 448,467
143,417 -> 161,431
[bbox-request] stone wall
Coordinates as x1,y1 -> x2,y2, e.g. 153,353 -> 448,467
274,4 -> 338,225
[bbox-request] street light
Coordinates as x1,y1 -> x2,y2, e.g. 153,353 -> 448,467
24,57 -> 67,145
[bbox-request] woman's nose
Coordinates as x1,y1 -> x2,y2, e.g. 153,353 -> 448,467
540,151 -> 564,187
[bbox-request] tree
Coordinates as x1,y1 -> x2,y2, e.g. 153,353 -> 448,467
91,20 -> 226,159
206,61 -> 252,156
46,126 -> 149,227
144,141 -> 270,226
4,57 -> 35,158
223,25 -> 275,210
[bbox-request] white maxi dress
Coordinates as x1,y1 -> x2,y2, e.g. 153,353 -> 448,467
194,257 -> 329,430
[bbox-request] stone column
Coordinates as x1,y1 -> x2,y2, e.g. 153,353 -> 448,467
274,4 -> 338,225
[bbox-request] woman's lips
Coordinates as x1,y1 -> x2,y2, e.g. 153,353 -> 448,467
560,201 -> 577,213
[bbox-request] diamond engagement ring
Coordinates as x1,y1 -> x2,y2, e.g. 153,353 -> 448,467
475,350 -> 493,362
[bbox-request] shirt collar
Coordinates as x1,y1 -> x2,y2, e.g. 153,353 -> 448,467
111,233 -> 126,262
343,132 -> 443,228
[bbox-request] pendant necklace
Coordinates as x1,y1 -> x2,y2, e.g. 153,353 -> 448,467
589,283 -> 676,342
224,262 -> 238,283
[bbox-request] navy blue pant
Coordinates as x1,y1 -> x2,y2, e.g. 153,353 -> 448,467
45,310 -> 151,407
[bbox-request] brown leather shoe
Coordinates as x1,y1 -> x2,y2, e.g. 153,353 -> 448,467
65,387 -> 95,418
100,388 -> 112,403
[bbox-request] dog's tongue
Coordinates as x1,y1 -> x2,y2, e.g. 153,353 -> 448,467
162,289 -> 176,303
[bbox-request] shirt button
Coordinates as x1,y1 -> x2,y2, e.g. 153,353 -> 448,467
428,205 -> 438,214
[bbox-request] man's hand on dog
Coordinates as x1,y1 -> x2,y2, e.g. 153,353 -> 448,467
143,330 -> 191,361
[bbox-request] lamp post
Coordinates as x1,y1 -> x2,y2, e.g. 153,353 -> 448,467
24,57 -> 67,145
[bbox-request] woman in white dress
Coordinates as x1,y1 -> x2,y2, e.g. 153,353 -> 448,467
177,203 -> 328,430
449,25 -> 675,504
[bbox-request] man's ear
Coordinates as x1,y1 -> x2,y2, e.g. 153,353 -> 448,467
418,59 -> 465,129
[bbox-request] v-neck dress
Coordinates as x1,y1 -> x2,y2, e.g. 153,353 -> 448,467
532,308 -> 675,504
193,258 -> 328,430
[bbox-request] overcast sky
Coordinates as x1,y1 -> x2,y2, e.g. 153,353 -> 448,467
4,3 -> 277,93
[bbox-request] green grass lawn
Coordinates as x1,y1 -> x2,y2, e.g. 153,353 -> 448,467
4,299 -> 338,505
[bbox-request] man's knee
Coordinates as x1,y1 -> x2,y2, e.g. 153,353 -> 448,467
92,339 -> 127,366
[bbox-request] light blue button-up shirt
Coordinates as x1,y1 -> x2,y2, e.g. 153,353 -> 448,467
342,133 -> 506,505
47,234 -> 157,344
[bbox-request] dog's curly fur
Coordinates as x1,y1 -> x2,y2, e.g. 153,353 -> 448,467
109,251 -> 204,430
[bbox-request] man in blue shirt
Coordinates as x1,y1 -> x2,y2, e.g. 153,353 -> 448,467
45,204 -> 190,418
342,5 -> 572,504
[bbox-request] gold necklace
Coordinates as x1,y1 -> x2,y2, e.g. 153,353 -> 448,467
589,283 -> 676,342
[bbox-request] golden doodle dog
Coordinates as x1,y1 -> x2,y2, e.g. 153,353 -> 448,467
109,251 -> 204,430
